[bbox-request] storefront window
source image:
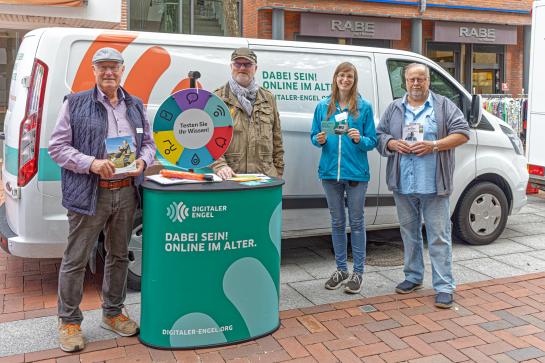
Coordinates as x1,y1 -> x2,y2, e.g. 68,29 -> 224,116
0,30 -> 26,129
129,0 -> 225,36
427,42 -> 460,79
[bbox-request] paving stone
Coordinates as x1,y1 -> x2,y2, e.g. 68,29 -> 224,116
511,235 -> 545,250
297,259 -> 344,279
364,319 -> 401,333
288,280 -> 362,305
360,272 -> 397,298
506,213 -> 545,226
506,347 -> 545,361
493,254 -> 545,273
408,354 -> 451,363
480,320 -> 515,332
377,267 -> 433,291
280,284 -> 314,311
280,247 -> 325,265
280,264 -> 315,284
510,223 -> 545,236
493,310 -> 529,327
498,228 -> 525,239
451,264 -> 491,284
451,244 -> 488,261
457,258 -> 528,279
467,239 -> 533,257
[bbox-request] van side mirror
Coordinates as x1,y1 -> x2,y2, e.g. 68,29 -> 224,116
468,94 -> 482,127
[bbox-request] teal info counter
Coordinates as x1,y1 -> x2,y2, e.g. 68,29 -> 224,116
140,179 -> 284,349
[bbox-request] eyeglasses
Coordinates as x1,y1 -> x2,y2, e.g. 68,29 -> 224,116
94,64 -> 122,73
232,61 -> 255,69
407,77 -> 428,84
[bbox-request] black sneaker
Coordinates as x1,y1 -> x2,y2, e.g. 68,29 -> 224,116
395,280 -> 423,294
435,292 -> 453,309
344,273 -> 363,294
325,270 -> 349,290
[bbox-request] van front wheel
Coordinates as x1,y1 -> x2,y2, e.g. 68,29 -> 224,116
127,210 -> 142,291
454,182 -> 508,245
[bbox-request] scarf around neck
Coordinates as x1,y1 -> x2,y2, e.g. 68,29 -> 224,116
228,77 -> 259,117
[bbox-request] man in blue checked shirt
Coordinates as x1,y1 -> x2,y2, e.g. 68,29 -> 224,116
376,63 -> 470,309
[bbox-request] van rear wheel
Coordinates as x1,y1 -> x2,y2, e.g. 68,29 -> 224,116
453,182 -> 508,245
127,210 -> 142,291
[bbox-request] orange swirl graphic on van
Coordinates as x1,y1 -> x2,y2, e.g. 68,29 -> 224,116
123,46 -> 171,105
72,32 -> 138,92
71,32 -> 207,108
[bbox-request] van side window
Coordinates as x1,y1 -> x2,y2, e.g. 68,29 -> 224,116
387,60 -> 462,109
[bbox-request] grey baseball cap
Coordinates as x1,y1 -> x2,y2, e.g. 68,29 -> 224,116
92,47 -> 124,64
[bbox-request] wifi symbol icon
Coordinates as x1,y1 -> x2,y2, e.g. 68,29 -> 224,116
166,201 -> 189,223
213,105 -> 226,117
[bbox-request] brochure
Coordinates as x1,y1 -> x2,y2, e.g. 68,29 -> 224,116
402,123 -> 424,143
321,120 -> 348,135
105,136 -> 137,174
147,173 -> 221,185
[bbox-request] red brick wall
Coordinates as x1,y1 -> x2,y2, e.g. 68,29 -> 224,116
285,11 -> 300,41
119,0 -> 127,30
505,26 -> 524,96
392,19 -> 412,51
258,9 -> 273,39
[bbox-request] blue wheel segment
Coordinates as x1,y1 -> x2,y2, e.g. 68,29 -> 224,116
177,147 -> 214,169
153,95 -> 182,133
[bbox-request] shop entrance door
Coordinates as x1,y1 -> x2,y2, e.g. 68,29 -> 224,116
472,69 -> 498,94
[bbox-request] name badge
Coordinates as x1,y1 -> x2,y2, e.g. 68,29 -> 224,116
136,128 -> 143,134
335,112 -> 348,122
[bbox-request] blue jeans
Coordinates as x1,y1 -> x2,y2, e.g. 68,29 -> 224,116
322,180 -> 368,274
393,192 -> 455,293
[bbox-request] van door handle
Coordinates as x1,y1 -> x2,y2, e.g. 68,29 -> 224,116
0,132 -> 4,140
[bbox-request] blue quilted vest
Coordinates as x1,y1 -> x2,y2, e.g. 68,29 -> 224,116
62,86 -> 146,216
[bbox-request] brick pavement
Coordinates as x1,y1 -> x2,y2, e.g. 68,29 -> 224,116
1,270 -> 545,362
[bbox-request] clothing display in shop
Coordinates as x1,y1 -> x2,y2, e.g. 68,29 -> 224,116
482,96 -> 527,138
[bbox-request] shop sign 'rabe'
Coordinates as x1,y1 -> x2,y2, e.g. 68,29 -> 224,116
141,87 -> 283,349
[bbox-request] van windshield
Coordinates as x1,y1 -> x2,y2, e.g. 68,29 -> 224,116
387,60 -> 462,109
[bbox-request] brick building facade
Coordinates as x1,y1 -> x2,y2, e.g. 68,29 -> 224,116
242,0 -> 532,96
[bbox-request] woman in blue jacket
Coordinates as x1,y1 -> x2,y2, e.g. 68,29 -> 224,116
310,62 -> 377,294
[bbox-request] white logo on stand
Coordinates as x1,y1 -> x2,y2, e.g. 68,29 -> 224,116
167,201 -> 189,223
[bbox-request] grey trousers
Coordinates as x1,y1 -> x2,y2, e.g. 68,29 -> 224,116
58,186 -> 137,324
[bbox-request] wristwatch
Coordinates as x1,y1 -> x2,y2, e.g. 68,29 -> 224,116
433,140 -> 439,153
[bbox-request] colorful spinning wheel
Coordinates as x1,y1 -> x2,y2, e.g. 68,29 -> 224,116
153,89 -> 233,169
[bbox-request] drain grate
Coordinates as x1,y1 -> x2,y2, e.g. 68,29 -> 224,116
366,241 -> 404,267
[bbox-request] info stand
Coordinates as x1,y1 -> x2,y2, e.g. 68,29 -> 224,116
139,179 -> 284,349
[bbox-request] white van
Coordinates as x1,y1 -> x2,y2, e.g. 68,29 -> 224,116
527,0 -> 545,190
1,28 -> 528,289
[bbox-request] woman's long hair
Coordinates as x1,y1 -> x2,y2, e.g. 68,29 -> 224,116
327,62 -> 359,120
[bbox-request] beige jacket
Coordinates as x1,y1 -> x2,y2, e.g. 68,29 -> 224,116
210,83 -> 285,177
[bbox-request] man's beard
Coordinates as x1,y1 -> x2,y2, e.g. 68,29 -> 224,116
409,88 -> 427,101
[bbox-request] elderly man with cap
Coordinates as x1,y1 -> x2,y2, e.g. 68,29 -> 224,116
211,47 -> 284,179
49,47 -> 156,352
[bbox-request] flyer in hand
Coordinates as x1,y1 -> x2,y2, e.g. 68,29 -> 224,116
321,120 -> 348,135
402,123 -> 424,144
105,136 -> 137,174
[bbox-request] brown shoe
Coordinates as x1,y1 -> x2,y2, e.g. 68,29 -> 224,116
101,312 -> 139,337
58,321 -> 85,352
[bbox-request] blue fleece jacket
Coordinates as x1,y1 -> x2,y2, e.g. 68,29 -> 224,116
310,95 -> 377,181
